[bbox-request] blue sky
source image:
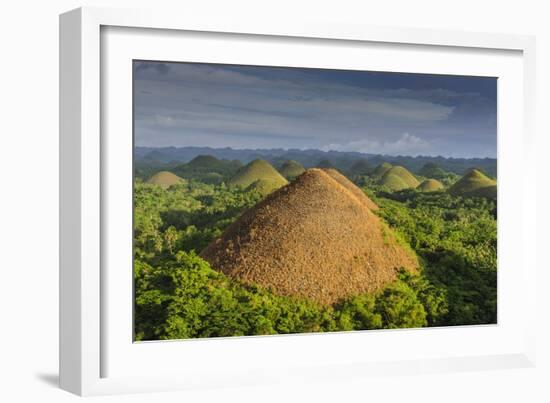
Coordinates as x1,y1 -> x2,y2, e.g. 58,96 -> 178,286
134,61 -> 497,158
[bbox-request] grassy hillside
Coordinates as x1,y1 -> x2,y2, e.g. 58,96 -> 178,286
379,166 -> 420,190
229,159 -> 288,189
146,171 -> 186,188
279,160 -> 306,179
418,179 -> 444,192
372,162 -> 393,178
448,169 -> 496,198
247,178 -> 287,196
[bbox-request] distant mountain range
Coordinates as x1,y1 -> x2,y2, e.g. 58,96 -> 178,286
135,146 -> 497,177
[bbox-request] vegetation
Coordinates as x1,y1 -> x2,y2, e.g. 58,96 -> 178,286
134,155 -> 496,340
136,146 -> 497,177
279,160 -> 306,180
417,163 -> 459,187
348,158 -> 372,177
171,155 -> 242,184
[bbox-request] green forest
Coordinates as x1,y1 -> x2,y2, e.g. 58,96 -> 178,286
134,155 -> 497,341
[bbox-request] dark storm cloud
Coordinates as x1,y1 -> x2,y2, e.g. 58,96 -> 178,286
133,61 -> 497,158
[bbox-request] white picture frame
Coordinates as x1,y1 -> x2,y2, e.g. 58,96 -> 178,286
59,6 -> 538,396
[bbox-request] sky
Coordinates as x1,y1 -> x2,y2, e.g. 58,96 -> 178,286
134,61 -> 497,158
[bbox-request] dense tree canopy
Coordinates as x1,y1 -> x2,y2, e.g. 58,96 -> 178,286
134,173 -> 496,340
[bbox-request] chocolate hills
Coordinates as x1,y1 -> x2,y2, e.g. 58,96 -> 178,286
201,168 -> 417,305
323,168 -> 379,211
279,160 -> 306,180
372,162 -> 393,178
418,178 -> 444,192
417,163 -> 447,179
247,178 -> 287,196
448,169 -> 496,198
228,159 -> 288,190
146,171 -> 186,188
379,166 -> 420,191
187,154 -> 222,168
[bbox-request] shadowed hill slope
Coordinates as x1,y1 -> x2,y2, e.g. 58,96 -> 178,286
418,163 -> 447,179
146,171 -> 186,188
279,160 -> 306,179
448,169 -> 496,198
379,166 -> 420,191
349,158 -> 372,176
247,178 -> 287,196
372,162 -> 393,178
316,159 -> 334,169
187,154 -> 222,168
418,179 -> 444,192
201,168 -> 418,305
228,159 -> 288,190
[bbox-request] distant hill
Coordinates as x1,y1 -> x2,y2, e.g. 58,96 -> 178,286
187,155 -> 224,168
316,159 -> 334,169
279,160 -> 305,179
418,163 -> 448,179
372,162 -> 393,178
418,179 -> 444,192
371,162 -> 393,179
172,154 -> 242,184
146,171 -> 186,188
135,146 -> 497,177
349,158 -> 372,176
229,159 -> 288,190
379,166 -> 420,191
448,169 -> 497,198
201,168 -> 418,305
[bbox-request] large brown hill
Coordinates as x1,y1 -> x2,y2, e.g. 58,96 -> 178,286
201,168 -> 417,305
323,168 -> 379,211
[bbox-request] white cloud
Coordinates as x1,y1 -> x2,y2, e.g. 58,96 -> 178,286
154,114 -> 176,127
322,133 -> 432,156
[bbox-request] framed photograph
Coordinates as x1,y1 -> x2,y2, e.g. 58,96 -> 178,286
60,7 -> 537,396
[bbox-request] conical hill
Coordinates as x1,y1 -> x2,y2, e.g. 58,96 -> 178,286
372,162 -> 393,178
379,166 -> 420,190
279,160 -> 306,179
448,169 -> 496,198
418,178 -> 444,192
228,159 -> 288,189
201,168 -> 418,305
146,171 -> 186,188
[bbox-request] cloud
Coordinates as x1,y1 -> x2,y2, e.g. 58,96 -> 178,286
135,62 -> 171,75
322,133 -> 432,156
133,61 -> 496,157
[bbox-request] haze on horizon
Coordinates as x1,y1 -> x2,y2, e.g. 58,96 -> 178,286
134,61 -> 497,159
